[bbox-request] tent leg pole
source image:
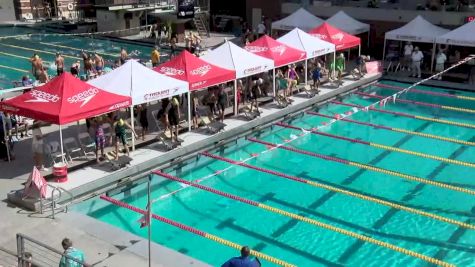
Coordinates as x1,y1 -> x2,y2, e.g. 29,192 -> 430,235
358,45 -> 361,56
59,125 -> 65,163
431,42 -> 436,73
367,31 -> 370,48
272,68 -> 276,98
304,60 -> 308,85
333,51 -> 336,79
234,80 -> 238,116
382,39 -> 386,63
187,91 -> 192,132
2,113 -> 10,162
130,107 -> 135,151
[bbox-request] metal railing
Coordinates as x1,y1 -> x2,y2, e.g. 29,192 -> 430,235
39,184 -> 74,219
94,0 -> 175,7
16,233 -> 90,267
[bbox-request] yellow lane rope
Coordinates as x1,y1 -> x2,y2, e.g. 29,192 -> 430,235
38,42 -> 117,57
391,128 -> 475,146
0,51 -> 31,60
0,43 -> 81,60
0,64 -> 29,73
414,114 -> 475,129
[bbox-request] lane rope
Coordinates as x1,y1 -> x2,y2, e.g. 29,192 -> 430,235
201,151 -> 475,230
0,43 -> 81,60
332,101 -> 475,129
276,122 -> 475,168
153,171 -> 454,267
247,138 -> 475,196
307,111 -> 475,147
355,91 -> 475,114
0,64 -> 29,73
100,195 -> 295,267
374,83 -> 475,102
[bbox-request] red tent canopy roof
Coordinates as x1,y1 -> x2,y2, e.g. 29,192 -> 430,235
245,35 -> 307,67
309,22 -> 361,51
0,72 -> 131,125
154,50 -> 236,91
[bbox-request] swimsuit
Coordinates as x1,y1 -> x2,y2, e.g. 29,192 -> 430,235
115,122 -> 127,145
95,125 -> 105,148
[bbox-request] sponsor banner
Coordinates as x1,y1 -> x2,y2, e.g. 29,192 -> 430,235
67,88 -> 99,107
109,100 -> 131,110
160,66 -> 185,76
365,61 -> 383,74
445,39 -> 475,46
25,89 -> 60,103
395,35 -> 421,41
243,65 -> 264,76
190,65 -> 211,77
143,87 -> 180,101
191,81 -> 207,89
177,0 -> 194,18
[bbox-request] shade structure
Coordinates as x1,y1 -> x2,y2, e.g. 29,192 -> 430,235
436,20 -> 475,47
386,15 -> 449,43
326,11 -> 370,35
272,7 -> 324,32
201,41 -> 274,79
277,28 -> 335,59
245,35 -> 307,67
88,60 -> 189,105
309,22 -> 361,51
0,72 -> 131,125
154,50 -> 236,91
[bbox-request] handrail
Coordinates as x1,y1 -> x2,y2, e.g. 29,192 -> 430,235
39,184 -> 75,218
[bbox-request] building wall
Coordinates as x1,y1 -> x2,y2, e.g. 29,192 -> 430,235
0,0 -> 16,22
96,9 -> 141,36
245,0 -> 282,22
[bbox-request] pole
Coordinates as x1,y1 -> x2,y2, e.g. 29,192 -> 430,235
187,91 -> 191,131
272,68 -> 276,98
1,113 -> 10,162
304,59 -> 308,84
130,107 -> 135,151
430,42 -> 436,73
234,80 -> 238,116
382,38 -> 387,63
59,125 -> 65,163
147,174 -> 152,267
358,45 -> 361,56
333,51 -> 336,78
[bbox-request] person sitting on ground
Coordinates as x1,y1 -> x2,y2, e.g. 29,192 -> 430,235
113,117 -> 137,160
59,238 -> 85,267
221,246 -> 261,267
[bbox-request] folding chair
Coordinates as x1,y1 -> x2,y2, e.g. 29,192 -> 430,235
63,137 -> 85,163
78,132 -> 96,159
275,95 -> 291,108
46,141 -> 66,165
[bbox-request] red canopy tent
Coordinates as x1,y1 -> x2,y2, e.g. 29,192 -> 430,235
309,22 -> 361,52
154,50 -> 235,91
245,35 -> 307,67
1,72 -> 131,162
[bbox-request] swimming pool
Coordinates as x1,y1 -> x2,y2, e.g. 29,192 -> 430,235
0,26 -> 160,89
74,80 -> 475,266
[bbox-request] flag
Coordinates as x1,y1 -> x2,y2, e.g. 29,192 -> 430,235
23,166 -> 47,198
392,94 -> 397,104
334,114 -> 341,120
352,107 -> 359,113
138,203 -> 151,228
321,121 -> 328,126
379,98 -> 387,107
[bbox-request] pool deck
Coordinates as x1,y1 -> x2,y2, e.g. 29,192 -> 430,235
0,73 -> 382,266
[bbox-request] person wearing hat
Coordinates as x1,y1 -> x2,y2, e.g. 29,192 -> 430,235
151,46 -> 160,67
55,52 -> 64,76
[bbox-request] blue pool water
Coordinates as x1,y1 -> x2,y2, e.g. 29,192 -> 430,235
74,81 -> 475,266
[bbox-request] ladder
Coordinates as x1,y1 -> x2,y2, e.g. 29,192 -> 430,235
193,12 -> 210,38
39,184 -> 74,219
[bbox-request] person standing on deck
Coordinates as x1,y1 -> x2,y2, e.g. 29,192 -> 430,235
30,54 -> 43,81
434,50 -> 447,80
151,46 -> 160,67
59,238 -> 86,267
93,53 -> 105,76
55,53 -> 64,76
119,47 -> 128,65
411,46 -> 424,78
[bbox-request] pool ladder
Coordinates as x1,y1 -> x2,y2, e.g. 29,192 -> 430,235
39,184 -> 74,219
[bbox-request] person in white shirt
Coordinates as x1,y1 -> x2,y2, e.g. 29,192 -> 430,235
434,50 -> 447,80
257,21 -> 266,37
403,42 -> 413,71
411,46 -> 424,78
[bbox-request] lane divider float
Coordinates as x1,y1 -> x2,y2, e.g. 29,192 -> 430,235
0,64 -> 29,73
355,91 -> 475,114
306,111 -> 475,147
332,101 -> 475,129
247,138 -> 475,196
100,195 -> 295,267
201,151 -> 475,230
375,83 -> 475,102
153,171 -> 454,267
275,122 -> 475,168
0,43 -> 81,60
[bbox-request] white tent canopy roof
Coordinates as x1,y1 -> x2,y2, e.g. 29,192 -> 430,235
201,41 -> 274,79
88,60 -> 189,106
272,8 -> 324,32
326,11 -> 370,35
277,28 -> 335,59
436,20 -> 475,47
385,15 -> 449,43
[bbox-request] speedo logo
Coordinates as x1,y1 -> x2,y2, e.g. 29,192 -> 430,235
190,65 -> 211,77
270,45 -> 286,56
245,46 -> 268,53
67,88 -> 99,108
160,67 -> 185,76
331,33 -> 344,41
25,89 -> 60,103
312,33 -> 327,40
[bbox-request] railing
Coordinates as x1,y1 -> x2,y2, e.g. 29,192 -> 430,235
0,246 -> 18,267
94,0 -> 175,7
16,233 -> 90,267
39,184 -> 74,219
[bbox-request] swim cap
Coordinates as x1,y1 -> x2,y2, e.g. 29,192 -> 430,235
119,118 -> 124,126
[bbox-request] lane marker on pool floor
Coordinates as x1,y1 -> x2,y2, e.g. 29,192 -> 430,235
306,111 -> 475,147
0,42 -> 81,60
153,171 -> 454,267
275,122 -> 475,168
0,64 -> 29,73
247,138 -> 475,196
100,195 -> 295,267
332,101 -> 475,129
374,83 -> 475,102
200,151 -> 475,230
355,91 -> 475,114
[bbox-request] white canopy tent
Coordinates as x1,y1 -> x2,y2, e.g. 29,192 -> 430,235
278,28 -> 336,82
436,20 -> 475,47
383,15 -> 450,71
272,7 -> 324,32
88,60 -> 189,148
201,41 -> 274,114
326,11 -> 370,35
